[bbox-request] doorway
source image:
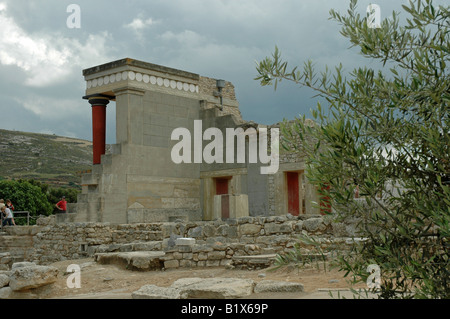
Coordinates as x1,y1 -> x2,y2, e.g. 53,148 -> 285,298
286,171 -> 305,216
215,177 -> 231,219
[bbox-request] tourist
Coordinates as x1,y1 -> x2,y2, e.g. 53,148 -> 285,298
1,206 -> 14,226
5,200 -> 16,225
0,199 -> 4,226
5,199 -> 14,211
56,196 -> 67,213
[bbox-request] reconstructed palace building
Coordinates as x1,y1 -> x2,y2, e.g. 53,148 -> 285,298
72,58 -> 320,224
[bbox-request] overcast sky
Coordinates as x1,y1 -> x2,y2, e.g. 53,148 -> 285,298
0,0 -> 439,144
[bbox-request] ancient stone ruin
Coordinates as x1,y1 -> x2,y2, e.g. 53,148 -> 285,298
0,59 -> 363,298
71,58 -> 321,224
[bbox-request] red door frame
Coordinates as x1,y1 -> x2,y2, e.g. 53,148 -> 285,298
215,177 -> 231,219
286,172 -> 300,216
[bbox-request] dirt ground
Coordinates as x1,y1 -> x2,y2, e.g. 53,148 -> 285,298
36,257 -> 368,299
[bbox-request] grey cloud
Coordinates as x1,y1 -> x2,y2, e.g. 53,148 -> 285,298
2,0 -> 445,144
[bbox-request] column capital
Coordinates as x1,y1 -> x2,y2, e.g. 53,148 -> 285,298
83,93 -> 115,106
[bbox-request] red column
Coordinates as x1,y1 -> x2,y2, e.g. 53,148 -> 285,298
87,96 -> 110,164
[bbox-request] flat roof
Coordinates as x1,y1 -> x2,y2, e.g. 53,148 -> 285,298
82,58 -> 200,81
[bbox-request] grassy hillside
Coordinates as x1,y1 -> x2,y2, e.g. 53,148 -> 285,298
0,129 -> 93,188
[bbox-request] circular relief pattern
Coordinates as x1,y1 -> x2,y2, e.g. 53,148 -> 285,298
157,77 -> 164,86
92,78 -> 98,87
103,76 -> 109,85
128,71 -> 136,81
177,81 -> 183,90
150,76 -> 157,84
135,73 -> 143,82
143,74 -> 150,83
98,77 -> 104,86
163,78 -> 170,87
183,83 -> 189,91
87,80 -> 92,89
116,73 -> 122,82
170,80 -> 177,89
109,74 -> 115,83
122,71 -> 128,81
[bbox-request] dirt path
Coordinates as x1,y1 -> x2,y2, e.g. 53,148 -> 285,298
40,258 -> 368,299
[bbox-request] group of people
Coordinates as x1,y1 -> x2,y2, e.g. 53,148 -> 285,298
0,196 -> 67,227
0,199 -> 16,226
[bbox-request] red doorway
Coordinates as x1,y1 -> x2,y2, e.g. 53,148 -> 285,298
215,177 -> 230,219
215,178 -> 229,195
287,172 -> 300,216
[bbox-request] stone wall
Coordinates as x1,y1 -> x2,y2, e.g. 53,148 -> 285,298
13,214 -> 360,268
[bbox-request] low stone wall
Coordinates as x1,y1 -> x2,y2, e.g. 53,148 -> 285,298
1,214 -> 361,268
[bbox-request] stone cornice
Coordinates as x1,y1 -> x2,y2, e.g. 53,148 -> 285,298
83,58 -> 199,81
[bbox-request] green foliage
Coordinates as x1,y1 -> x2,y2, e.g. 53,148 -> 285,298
256,0 -> 449,298
0,179 -> 80,224
26,179 -> 79,214
0,180 -> 53,224
271,234 -> 332,273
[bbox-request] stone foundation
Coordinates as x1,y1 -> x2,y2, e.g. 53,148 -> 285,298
1,214 -> 361,269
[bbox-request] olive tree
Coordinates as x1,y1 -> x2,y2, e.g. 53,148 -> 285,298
256,0 -> 449,298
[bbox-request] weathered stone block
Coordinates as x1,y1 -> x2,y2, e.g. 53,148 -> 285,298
171,277 -> 255,299
264,222 -> 293,234
197,252 -> 208,261
303,218 -> 325,232
202,224 -> 216,237
217,225 -> 238,237
11,262 -> 36,269
176,238 -> 196,246
182,253 -> 193,260
0,274 -> 9,288
295,221 -> 304,231
191,244 -> 213,253
187,227 -> 203,238
177,246 -> 192,253
254,280 -> 304,293
173,252 -> 183,260
207,251 -> 226,260
206,260 -> 220,267
132,285 -> 181,299
9,265 -> 58,291
179,260 -> 194,268
0,287 -> 12,299
164,259 -> 179,269
239,224 -> 262,236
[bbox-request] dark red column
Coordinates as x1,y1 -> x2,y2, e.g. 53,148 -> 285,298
85,95 -> 111,164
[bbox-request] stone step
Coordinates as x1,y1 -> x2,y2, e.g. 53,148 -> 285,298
132,278 -> 306,299
94,251 -> 166,271
88,241 -> 163,255
0,226 -> 42,236
231,254 -> 277,269
1,235 -> 34,247
232,254 -> 277,263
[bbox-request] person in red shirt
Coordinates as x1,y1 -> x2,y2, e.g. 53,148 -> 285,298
56,196 -> 67,213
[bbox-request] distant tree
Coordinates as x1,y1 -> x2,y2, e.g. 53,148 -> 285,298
0,180 -> 53,224
256,0 -> 449,298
